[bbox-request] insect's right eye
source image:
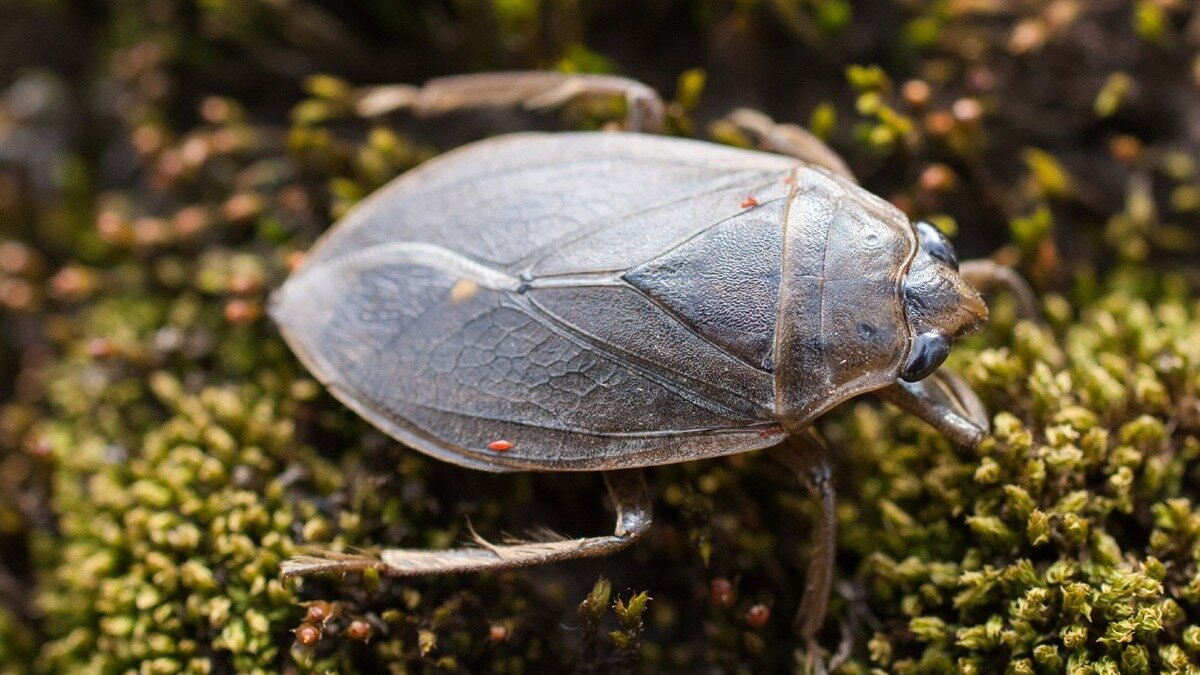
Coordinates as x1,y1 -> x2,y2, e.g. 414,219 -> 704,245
916,221 -> 959,269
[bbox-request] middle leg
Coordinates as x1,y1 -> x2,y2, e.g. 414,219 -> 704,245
771,430 -> 842,674
354,71 -> 667,133
713,108 -> 855,181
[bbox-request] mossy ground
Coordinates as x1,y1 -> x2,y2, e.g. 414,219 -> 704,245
0,1 -> 1199,672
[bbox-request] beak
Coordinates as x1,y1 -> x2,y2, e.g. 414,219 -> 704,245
954,278 -> 989,338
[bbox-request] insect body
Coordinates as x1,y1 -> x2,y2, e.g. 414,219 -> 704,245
274,132 -> 983,470
271,72 -> 1033,668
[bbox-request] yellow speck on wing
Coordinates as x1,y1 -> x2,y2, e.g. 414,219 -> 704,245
450,279 -> 479,304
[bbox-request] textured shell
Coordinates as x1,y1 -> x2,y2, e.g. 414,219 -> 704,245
774,160 -> 916,424
271,132 -> 914,472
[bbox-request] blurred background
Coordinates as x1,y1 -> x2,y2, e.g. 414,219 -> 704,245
0,1 -> 1198,672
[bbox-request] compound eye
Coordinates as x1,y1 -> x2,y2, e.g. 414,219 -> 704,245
901,331 -> 950,382
917,221 -> 959,269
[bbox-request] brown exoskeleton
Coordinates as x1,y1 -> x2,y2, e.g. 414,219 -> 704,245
271,72 -> 1037,671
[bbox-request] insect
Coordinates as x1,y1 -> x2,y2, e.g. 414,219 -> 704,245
271,72 -> 1035,668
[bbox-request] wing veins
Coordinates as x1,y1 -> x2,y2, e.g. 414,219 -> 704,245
497,294 -> 763,422
517,170 -> 789,272
596,176 -> 786,375
378,395 -> 775,439
528,283 -> 772,409
314,243 -> 769,423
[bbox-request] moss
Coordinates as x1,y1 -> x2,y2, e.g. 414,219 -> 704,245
830,273 -> 1200,673
0,0 -> 1199,672
4,77 -> 665,670
23,128 -> 1190,669
35,366 -> 319,671
0,607 -> 35,673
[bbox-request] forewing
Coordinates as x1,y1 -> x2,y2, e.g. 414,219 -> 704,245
302,132 -> 798,274
274,258 -> 781,471
275,133 -> 797,471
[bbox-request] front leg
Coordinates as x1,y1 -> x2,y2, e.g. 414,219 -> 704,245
959,259 -> 1039,321
354,71 -> 666,133
877,368 -> 988,449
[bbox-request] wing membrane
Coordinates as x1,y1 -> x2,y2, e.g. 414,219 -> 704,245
304,132 -> 797,274
274,258 -> 780,471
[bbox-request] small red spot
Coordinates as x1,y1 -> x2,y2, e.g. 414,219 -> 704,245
710,578 -> 735,607
783,173 -> 797,186
346,619 -> 373,643
295,623 -> 321,646
758,426 -> 785,439
746,604 -> 771,628
87,337 -> 116,359
488,440 -> 514,452
27,436 -> 53,459
305,602 -> 330,624
741,195 -> 759,208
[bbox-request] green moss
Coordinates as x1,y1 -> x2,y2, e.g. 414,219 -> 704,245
1,1 -> 1199,672
829,273 -> 1200,672
12,94 -> 1200,674
36,373 -> 314,671
0,607 -> 35,673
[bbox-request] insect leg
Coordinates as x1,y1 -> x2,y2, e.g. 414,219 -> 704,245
354,72 -> 666,133
959,258 -> 1039,320
877,368 -> 989,449
771,430 -> 841,674
280,469 -> 651,577
713,108 -> 855,182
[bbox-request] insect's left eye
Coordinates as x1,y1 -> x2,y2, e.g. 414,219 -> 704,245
917,221 -> 959,269
901,331 -> 950,382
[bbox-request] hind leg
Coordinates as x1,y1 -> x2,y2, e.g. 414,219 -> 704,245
353,71 -> 666,133
282,469 -> 651,577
